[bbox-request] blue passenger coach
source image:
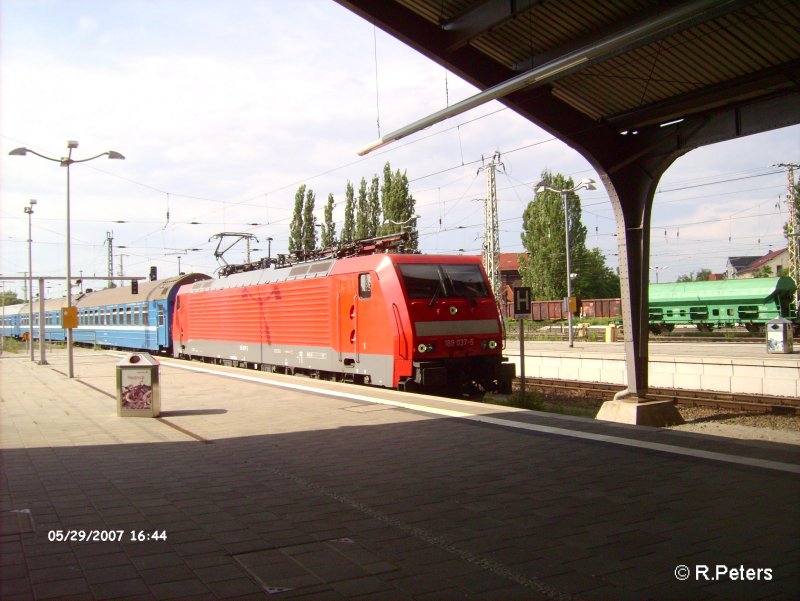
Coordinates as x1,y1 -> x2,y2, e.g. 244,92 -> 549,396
1,303 -> 25,339
1,300 -> 67,341
2,274 -> 209,352
72,274 -> 209,352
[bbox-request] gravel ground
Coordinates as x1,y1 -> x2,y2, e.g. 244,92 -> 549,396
502,386 -> 800,447
671,406 -> 800,446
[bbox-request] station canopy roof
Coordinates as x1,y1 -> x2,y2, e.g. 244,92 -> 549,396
336,0 -> 800,148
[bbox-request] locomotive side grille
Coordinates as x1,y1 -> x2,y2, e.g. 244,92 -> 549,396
414,320 -> 500,336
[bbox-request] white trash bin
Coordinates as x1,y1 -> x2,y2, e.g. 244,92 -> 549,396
116,353 -> 161,417
766,317 -> 794,354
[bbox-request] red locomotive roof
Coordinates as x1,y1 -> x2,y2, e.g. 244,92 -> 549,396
180,254 -> 486,296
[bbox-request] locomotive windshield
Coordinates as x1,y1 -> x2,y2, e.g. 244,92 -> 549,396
398,263 -> 489,299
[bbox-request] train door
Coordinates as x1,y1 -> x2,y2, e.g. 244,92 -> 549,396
337,271 -> 384,383
337,274 -> 363,371
157,303 -> 167,349
173,295 -> 185,356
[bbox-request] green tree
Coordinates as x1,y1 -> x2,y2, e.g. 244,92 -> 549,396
695,268 -> 712,281
301,188 -> 317,252
320,193 -> 336,248
574,248 -> 620,298
1,290 -> 23,306
380,164 -> 418,249
355,178 -> 369,239
380,163 -> 397,235
368,175 -> 381,237
676,268 -> 712,282
519,170 -> 588,300
289,184 -> 306,254
341,181 -> 355,243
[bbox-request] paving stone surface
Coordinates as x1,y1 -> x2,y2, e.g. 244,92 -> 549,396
1,349 -> 798,600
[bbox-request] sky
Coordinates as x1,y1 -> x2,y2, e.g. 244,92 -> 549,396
1,0 -> 798,300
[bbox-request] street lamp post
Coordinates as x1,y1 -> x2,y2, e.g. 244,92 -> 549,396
24,199 -> 37,361
650,265 -> 668,284
10,141 -> 125,378
535,178 -> 597,347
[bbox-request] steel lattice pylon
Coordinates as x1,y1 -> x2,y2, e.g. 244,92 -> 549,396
480,152 -> 503,311
787,167 -> 799,302
777,164 -> 799,306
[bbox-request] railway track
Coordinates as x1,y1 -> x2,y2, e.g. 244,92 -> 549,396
514,376 -> 800,415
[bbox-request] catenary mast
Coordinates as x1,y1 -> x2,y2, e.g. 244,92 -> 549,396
480,152 -> 504,312
776,163 -> 799,304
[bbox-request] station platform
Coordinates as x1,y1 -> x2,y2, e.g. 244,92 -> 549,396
506,341 -> 800,398
1,348 -> 798,600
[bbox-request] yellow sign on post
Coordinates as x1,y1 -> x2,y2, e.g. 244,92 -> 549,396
61,306 -> 78,329
563,296 -> 578,313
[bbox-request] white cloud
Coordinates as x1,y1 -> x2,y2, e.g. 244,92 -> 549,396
77,15 -> 97,35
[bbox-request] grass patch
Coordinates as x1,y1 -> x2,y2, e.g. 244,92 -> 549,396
484,391 -> 598,418
1,338 -> 25,353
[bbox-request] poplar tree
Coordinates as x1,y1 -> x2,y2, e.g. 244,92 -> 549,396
288,184 -> 305,255
321,193 -> 336,248
301,188 -> 317,252
380,164 -> 417,250
380,163 -> 397,235
368,175 -> 381,237
519,170 -> 588,300
341,180 -> 355,243
355,178 -> 369,240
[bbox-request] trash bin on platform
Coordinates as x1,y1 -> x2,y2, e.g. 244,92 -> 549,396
766,317 -> 794,354
605,323 -> 618,342
116,353 -> 161,417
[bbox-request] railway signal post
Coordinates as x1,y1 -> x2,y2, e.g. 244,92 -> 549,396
514,287 -> 532,395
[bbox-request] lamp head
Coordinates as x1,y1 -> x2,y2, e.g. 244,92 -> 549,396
67,140 -> 79,149
107,150 -> 125,160
9,147 -> 27,156
29,199 -> 37,206
536,179 -> 559,194
578,178 -> 597,191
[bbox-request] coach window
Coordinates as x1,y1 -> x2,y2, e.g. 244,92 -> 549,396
358,273 -> 372,299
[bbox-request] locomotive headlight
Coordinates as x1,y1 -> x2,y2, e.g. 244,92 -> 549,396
449,306 -> 458,315
417,343 -> 435,353
487,340 -> 498,350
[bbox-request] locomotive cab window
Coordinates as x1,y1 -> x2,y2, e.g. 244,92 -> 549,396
359,273 -> 372,299
398,263 -> 489,299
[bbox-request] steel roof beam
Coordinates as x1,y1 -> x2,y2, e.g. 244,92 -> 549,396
351,0 -> 751,155
443,0 -> 542,52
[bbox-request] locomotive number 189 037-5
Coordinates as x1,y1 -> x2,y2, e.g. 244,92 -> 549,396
444,338 -> 474,348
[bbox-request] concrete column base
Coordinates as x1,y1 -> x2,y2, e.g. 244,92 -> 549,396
596,395 -> 685,427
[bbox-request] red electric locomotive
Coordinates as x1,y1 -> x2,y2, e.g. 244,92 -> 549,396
172,252 -> 514,394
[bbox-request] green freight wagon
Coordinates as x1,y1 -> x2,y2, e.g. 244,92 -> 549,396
648,277 -> 798,335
